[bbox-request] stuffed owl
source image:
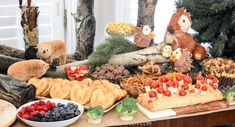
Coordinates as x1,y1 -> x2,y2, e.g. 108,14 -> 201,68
162,45 -> 172,58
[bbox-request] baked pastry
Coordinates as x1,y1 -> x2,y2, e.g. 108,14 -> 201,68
137,74 -> 223,112
90,88 -> 116,110
70,84 -> 93,105
50,79 -> 71,99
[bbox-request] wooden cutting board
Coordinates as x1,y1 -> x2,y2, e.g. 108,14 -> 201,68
0,99 -> 17,127
174,100 -> 228,115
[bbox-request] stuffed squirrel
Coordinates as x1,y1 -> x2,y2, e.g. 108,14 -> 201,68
7,59 -> 49,81
25,40 -> 66,69
165,7 -> 206,61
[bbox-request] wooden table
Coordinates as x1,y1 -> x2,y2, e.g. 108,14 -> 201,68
12,105 -> 235,127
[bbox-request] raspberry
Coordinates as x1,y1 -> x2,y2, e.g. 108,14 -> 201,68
22,114 -> 30,120
39,101 -> 45,106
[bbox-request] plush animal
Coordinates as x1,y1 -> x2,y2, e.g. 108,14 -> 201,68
162,45 -> 172,58
134,25 -> 154,48
170,48 -> 193,73
7,59 -> 49,81
37,40 -> 66,65
165,7 -> 206,61
25,40 -> 66,67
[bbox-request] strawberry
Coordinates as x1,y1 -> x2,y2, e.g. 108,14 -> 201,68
166,80 -> 173,87
196,74 -> 204,80
201,80 -> 207,84
80,65 -> 89,70
208,75 -> 215,80
164,90 -> 171,97
213,78 -> 218,83
184,76 -> 192,83
173,81 -> 179,88
201,85 -> 207,91
146,81 -> 152,86
179,90 -> 186,96
176,75 -> 183,81
148,99 -> 153,103
195,83 -> 201,89
159,76 -> 167,82
182,84 -> 189,90
156,81 -> 163,88
157,87 -> 164,94
149,91 -> 157,98
209,82 -> 213,86
212,85 -> 217,90
190,89 -> 195,93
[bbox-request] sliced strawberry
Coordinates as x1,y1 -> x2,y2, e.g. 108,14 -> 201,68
164,90 -> 171,97
157,87 -> 164,94
149,91 -> 157,98
195,83 -> 201,89
146,81 -> 153,86
80,65 -> 89,70
201,85 -> 207,91
179,90 -> 187,96
69,66 -> 78,72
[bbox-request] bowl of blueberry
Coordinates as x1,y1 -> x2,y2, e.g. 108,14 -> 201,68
17,99 -> 84,127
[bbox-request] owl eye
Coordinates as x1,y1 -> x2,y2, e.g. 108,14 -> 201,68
46,49 -> 48,51
183,20 -> 185,23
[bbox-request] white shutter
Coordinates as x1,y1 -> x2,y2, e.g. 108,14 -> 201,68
0,0 -> 64,50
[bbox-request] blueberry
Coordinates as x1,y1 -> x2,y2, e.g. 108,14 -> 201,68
32,117 -> 41,122
75,110 -> 81,115
51,112 -> 56,116
58,117 -> 64,121
64,115 -> 70,120
41,118 -> 47,122
55,113 -> 60,117
48,118 -> 54,122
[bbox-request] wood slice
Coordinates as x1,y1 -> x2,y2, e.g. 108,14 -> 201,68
174,100 -> 228,115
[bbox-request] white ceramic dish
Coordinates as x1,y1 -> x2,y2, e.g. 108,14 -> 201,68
0,99 -> 17,127
17,99 -> 84,127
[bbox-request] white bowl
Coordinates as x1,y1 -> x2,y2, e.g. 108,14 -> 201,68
17,99 -> 84,127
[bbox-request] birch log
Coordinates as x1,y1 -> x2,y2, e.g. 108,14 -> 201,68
20,6 -> 39,49
137,0 -> 158,30
0,55 -> 23,72
0,45 -> 25,59
74,0 -> 96,60
108,45 -> 170,66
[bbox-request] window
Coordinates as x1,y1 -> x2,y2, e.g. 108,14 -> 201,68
0,0 -> 64,50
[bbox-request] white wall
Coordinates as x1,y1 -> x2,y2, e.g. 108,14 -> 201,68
94,0 -> 116,47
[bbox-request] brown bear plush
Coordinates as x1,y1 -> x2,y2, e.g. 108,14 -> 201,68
7,59 -> 49,81
36,40 -> 66,66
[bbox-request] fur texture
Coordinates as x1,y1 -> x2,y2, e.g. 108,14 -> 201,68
36,40 -> 66,65
166,7 -> 206,60
7,59 -> 49,81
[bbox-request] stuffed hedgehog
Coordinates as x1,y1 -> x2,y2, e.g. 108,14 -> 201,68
25,40 -> 66,67
7,59 -> 49,81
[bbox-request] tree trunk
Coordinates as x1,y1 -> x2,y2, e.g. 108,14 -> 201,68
20,6 -> 39,49
0,45 -> 25,59
0,55 -> 23,72
74,0 -> 96,60
137,0 -> 158,30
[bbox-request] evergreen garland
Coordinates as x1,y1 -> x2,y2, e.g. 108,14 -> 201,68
177,0 -> 235,59
87,36 -> 139,69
